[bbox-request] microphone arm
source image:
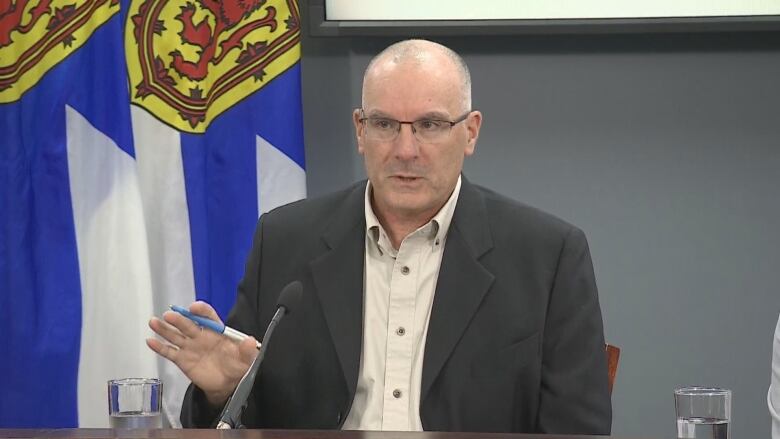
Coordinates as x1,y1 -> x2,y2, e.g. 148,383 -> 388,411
215,280 -> 302,429
215,304 -> 287,429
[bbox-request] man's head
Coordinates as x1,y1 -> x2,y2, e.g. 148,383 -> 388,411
353,39 -> 482,223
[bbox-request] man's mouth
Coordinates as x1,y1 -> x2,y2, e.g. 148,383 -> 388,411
393,175 -> 420,183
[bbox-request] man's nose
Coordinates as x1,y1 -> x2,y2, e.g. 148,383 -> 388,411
394,123 -> 419,160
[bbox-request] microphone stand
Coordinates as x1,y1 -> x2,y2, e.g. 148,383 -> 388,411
216,305 -> 286,429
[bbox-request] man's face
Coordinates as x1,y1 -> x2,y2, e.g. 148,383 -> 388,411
353,57 -> 482,221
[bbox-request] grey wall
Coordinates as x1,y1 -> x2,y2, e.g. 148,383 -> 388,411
300,28 -> 780,439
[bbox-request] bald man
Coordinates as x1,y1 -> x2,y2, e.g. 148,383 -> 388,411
148,39 -> 611,434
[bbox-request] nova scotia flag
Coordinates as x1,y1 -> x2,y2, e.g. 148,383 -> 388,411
0,0 -> 305,427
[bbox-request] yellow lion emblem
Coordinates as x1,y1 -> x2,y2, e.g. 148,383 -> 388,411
0,0 -> 119,103
125,0 -> 300,133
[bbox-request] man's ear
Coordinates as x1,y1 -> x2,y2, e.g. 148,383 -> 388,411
464,110 -> 482,156
353,108 -> 365,154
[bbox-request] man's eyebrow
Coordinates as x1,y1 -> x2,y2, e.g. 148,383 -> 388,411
417,111 -> 452,120
363,110 -> 452,120
363,110 -> 393,119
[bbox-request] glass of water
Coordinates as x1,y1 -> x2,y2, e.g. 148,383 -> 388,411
108,378 -> 163,428
674,386 -> 730,439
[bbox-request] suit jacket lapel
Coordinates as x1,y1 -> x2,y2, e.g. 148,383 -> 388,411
309,183 -> 366,399
421,177 -> 495,400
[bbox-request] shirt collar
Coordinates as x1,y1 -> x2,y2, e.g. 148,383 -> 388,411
364,175 -> 462,251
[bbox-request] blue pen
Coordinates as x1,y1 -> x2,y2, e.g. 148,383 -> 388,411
169,305 -> 261,349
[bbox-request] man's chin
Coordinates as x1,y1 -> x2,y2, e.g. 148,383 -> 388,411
371,182 -> 439,216
383,194 -> 438,217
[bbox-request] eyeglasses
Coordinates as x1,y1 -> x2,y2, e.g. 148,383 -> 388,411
358,110 -> 471,143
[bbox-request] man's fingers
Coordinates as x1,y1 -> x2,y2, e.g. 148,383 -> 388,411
146,337 -> 179,363
189,301 -> 222,323
162,309 -> 203,339
149,316 -> 188,348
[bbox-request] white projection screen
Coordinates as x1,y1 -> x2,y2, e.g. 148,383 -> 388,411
308,0 -> 780,36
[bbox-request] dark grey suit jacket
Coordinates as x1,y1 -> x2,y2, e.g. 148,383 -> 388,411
181,177 -> 612,434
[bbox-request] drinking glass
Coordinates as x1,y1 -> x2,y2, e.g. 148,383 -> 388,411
108,378 -> 163,428
674,386 -> 730,439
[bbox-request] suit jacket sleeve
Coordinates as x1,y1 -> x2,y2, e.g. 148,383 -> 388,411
180,216 -> 267,428
538,226 -> 612,434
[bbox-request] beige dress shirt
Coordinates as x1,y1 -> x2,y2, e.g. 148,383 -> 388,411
342,177 -> 462,431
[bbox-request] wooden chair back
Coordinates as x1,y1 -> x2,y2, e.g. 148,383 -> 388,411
605,343 -> 620,394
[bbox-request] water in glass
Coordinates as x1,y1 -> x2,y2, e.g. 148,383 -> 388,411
677,417 -> 729,439
109,411 -> 163,428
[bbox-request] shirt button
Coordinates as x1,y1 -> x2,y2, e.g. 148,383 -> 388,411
396,327 -> 405,336
401,266 -> 410,275
393,389 -> 402,398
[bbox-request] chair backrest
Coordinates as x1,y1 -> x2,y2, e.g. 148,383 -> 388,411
605,343 -> 620,394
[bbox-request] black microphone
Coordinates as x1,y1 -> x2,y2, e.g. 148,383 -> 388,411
216,280 -> 303,429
